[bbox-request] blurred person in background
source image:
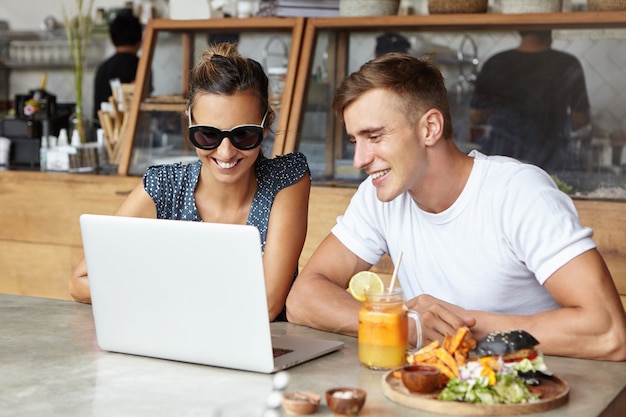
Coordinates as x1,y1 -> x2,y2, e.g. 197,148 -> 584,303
470,30 -> 591,172
375,32 -> 411,57
93,13 -> 143,125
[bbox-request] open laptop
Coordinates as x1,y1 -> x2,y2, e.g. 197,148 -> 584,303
80,214 -> 343,373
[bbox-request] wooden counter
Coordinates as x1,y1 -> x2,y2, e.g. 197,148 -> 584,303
0,171 -> 138,299
0,171 -> 624,309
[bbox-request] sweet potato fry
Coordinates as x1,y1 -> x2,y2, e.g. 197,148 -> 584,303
442,334 -> 452,351
454,351 -> 467,367
435,349 -> 459,378
447,326 -> 470,354
406,326 -> 477,385
420,340 -> 440,352
431,361 -> 456,381
460,339 -> 476,353
407,351 -> 436,365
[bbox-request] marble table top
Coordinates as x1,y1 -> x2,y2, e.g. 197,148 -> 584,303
1,294 -> 625,416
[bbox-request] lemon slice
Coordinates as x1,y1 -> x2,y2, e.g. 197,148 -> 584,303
347,271 -> 384,302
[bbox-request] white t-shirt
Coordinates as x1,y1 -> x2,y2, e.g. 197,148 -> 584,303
332,151 -> 595,314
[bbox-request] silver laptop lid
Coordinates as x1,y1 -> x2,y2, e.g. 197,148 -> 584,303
81,214 -> 276,373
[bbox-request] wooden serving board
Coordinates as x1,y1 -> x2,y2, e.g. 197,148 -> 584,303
382,368 -> 569,416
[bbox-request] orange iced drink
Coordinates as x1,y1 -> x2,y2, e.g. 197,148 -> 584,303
358,288 -> 409,370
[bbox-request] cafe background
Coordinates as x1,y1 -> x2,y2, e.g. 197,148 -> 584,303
0,0 -> 625,305
1,0 -> 625,196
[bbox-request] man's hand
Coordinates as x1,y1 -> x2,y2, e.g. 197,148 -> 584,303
406,294 -> 477,347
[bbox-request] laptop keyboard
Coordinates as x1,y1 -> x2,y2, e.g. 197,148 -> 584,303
272,347 -> 293,358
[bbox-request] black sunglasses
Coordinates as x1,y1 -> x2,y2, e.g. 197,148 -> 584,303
187,108 -> 268,150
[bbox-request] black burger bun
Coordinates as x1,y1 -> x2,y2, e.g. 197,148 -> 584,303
473,329 -> 539,359
472,330 -> 550,385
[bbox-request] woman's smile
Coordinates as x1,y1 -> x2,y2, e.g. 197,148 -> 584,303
213,158 -> 240,170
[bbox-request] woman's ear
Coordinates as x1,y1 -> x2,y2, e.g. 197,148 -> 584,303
422,109 -> 444,146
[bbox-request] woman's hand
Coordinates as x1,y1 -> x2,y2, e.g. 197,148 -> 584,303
69,259 -> 92,304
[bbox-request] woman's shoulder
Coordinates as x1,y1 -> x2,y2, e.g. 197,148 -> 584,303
259,151 -> 308,168
256,152 -> 309,177
145,160 -> 200,176
143,160 -> 201,188
255,152 -> 310,193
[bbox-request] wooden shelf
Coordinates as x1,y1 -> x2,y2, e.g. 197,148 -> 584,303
140,95 -> 187,112
304,10 -> 626,31
139,103 -> 185,112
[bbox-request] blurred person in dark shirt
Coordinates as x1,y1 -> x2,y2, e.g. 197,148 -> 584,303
470,30 -> 591,172
93,13 -> 143,124
375,32 -> 411,57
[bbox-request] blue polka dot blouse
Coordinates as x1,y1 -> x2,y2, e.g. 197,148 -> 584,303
143,152 -> 310,252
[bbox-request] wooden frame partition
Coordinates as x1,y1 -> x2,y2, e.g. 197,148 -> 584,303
117,17 -> 306,175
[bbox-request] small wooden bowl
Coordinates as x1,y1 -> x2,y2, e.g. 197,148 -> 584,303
401,364 -> 440,394
325,387 -> 366,416
282,391 -> 321,415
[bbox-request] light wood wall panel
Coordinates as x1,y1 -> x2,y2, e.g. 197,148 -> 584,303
0,172 -> 139,299
0,172 -> 624,310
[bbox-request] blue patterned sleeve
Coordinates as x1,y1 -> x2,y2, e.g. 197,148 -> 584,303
142,161 -> 202,220
256,152 -> 310,191
143,165 -> 174,206
248,152 -> 309,250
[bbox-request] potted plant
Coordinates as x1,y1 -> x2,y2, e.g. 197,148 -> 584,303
63,0 -> 94,143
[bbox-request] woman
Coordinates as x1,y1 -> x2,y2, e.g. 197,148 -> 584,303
70,43 -> 310,321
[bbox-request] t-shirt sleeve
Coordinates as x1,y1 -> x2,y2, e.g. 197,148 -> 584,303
331,180 -> 389,266
499,165 -> 595,284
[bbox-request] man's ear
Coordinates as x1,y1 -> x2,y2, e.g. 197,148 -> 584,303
422,109 -> 444,146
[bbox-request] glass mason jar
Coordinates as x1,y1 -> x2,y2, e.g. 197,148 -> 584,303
358,287 -> 417,370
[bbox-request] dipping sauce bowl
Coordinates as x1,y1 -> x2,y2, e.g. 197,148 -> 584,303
401,364 -> 440,394
325,387 -> 366,416
282,390 -> 320,415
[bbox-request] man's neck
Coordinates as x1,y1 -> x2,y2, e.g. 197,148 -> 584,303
517,37 -> 551,53
115,45 -> 138,54
409,143 -> 474,214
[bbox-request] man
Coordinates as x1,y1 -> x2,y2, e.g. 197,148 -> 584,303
286,53 -> 626,361
375,32 -> 410,57
470,30 -> 591,172
93,13 -> 143,123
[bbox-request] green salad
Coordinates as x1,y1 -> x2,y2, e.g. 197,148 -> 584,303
439,357 -> 543,404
